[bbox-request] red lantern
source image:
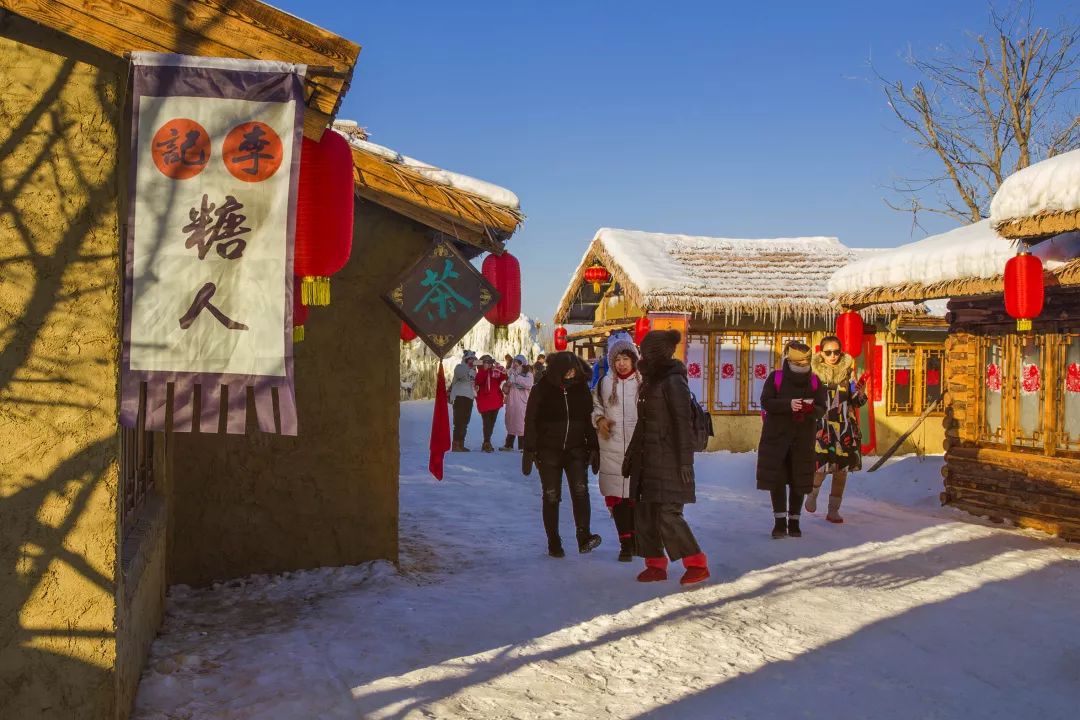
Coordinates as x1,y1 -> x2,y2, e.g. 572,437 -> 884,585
482,252 -> 521,338
634,316 -> 650,345
836,311 -> 864,358
1004,250 -> 1044,331
295,130 -> 354,306
400,321 -> 418,343
292,278 -> 308,343
554,326 -> 568,351
583,264 -> 611,294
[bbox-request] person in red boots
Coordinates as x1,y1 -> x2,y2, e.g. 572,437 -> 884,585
475,355 -> 508,453
622,330 -> 709,585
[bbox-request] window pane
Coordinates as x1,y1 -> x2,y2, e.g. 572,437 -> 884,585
686,335 -> 707,405
1061,337 -> 1080,450
983,341 -> 1005,442
923,349 -> 944,410
747,334 -> 774,412
1016,339 -> 1043,445
889,346 -> 915,414
713,334 -> 741,412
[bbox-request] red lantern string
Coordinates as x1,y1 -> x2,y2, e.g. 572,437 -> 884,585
292,278 -> 308,343
482,252 -> 521,338
1004,251 -> 1044,332
295,130 -> 354,306
554,326 -> 568,352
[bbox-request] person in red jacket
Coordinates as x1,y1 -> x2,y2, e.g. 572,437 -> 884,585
475,355 -> 509,452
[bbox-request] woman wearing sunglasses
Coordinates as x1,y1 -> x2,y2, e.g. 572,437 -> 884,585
806,335 -> 868,523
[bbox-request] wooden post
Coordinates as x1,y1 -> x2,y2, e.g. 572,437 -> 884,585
868,397 -> 942,472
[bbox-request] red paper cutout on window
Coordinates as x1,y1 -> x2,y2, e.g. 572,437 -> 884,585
1021,363 -> 1041,394
895,369 -> 911,386
687,362 -> 702,379
721,363 -> 735,379
986,363 -> 1002,392
754,363 -> 768,380
1067,363 -> 1080,393
926,369 -> 940,386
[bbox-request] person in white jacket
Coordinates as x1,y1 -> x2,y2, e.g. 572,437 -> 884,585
592,332 -> 641,562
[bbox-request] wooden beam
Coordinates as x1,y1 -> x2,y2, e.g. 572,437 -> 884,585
354,185 -> 502,254
0,0 -> 360,137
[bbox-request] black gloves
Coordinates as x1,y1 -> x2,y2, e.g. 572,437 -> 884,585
679,465 -> 695,485
522,450 -> 535,476
590,449 -> 601,474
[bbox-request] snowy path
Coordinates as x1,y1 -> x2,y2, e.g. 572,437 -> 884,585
136,401 -> 1080,720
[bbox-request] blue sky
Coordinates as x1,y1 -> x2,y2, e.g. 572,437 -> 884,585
276,0 -> 1074,321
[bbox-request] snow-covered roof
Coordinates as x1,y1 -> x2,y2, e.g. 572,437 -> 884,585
829,220 -> 1018,306
332,121 -> 520,211
991,148 -> 1080,239
555,228 -> 909,324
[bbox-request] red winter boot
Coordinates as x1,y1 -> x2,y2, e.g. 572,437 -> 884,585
679,553 -> 710,586
636,557 -> 668,582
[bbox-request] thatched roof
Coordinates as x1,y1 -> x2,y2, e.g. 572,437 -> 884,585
830,219 -> 1080,307
992,148 -> 1080,240
0,0 -> 360,141
554,228 -> 909,325
334,122 -> 524,254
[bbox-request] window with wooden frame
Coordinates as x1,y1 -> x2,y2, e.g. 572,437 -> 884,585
979,337 -> 1007,445
886,344 -> 946,416
120,424 -> 156,540
1057,334 -> 1080,452
686,334 -> 709,406
706,332 -> 810,414
1011,334 -> 1046,449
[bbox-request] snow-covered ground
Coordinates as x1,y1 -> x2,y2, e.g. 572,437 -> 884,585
136,401 -> 1080,720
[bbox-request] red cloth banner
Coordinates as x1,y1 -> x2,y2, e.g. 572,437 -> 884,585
429,364 -> 451,480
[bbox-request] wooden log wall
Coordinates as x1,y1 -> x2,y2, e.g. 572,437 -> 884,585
941,291 -> 1080,541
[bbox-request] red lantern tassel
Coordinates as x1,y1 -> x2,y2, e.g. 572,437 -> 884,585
429,364 -> 451,480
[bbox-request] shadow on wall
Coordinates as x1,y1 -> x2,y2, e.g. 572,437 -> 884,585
0,19 -> 124,715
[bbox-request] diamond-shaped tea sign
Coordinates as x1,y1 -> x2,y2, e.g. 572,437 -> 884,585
383,240 -> 500,358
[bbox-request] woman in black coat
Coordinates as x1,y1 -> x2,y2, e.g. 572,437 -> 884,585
623,330 -> 709,586
757,341 -> 827,539
523,352 -> 602,558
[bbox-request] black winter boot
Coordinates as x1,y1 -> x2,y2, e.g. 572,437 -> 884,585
618,537 -> 634,562
548,538 -> 565,558
577,530 -> 602,554
787,515 -> 802,538
771,514 -> 788,539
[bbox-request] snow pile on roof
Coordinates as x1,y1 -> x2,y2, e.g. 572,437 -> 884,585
331,121 -> 520,211
558,228 -> 884,324
991,149 -> 1080,237
828,220 -> 1017,304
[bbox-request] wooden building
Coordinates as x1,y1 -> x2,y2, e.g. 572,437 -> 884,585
554,228 -> 946,453
831,159 -> 1080,543
0,2 -> 521,718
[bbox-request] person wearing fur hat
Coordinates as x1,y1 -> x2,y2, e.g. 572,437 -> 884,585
622,329 -> 709,585
806,335 -> 868,523
522,352 -> 603,557
449,350 -> 478,452
501,355 -> 533,451
757,341 -> 828,538
592,331 -> 640,562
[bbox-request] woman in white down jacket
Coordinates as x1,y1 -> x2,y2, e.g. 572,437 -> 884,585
592,332 -> 641,562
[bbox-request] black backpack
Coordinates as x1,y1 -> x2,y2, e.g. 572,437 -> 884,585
688,393 -> 713,452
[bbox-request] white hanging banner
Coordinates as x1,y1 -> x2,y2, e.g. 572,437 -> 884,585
120,53 -> 307,435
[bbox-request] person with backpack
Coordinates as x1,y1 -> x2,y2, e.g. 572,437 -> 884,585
591,332 -> 640,562
522,352 -> 603,558
757,341 -> 827,539
622,330 -> 709,585
806,335 -> 868,523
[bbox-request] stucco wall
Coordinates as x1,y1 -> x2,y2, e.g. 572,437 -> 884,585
169,199 -> 429,586
0,26 -> 123,719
